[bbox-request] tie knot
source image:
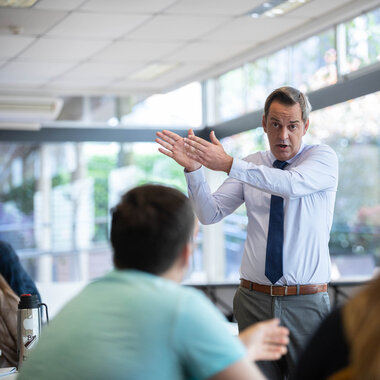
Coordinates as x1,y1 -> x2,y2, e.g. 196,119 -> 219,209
273,160 -> 288,170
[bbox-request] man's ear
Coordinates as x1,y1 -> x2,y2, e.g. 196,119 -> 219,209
303,119 -> 310,136
262,114 -> 268,133
180,242 -> 192,269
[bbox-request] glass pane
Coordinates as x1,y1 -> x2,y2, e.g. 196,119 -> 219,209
221,128 -> 267,280
308,91 -> 380,266
216,67 -> 245,122
221,91 -> 380,280
340,7 -> 380,75
0,141 -> 203,283
291,28 -> 337,92
121,82 -> 202,127
246,49 -> 289,112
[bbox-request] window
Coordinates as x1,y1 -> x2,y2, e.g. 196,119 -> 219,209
291,29 -> 337,92
339,8 -> 380,75
0,141 -> 203,283
246,49 -> 289,113
121,82 -> 202,127
308,91 -> 380,265
216,67 -> 245,123
220,91 -> 380,280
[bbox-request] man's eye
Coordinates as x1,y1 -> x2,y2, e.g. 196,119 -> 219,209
289,125 -> 297,130
273,122 -> 279,128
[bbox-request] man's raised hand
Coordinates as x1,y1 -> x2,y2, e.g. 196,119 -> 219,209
155,129 -> 201,172
184,130 -> 233,173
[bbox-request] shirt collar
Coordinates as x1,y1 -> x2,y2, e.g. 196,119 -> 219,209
268,142 -> 305,166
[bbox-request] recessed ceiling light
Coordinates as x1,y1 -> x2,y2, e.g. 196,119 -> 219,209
129,63 -> 178,81
247,0 -> 312,18
0,0 -> 39,7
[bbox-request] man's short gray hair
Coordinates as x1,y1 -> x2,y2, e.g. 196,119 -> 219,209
264,86 -> 312,124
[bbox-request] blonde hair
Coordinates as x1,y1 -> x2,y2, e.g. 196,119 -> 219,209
343,275 -> 380,379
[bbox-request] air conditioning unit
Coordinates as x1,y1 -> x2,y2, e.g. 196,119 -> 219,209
0,96 -> 64,128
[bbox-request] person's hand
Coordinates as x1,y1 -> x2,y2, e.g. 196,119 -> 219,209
156,129 -> 201,172
238,318 -> 289,361
184,130 -> 233,173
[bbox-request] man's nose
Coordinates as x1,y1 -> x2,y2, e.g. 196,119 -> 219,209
279,127 -> 288,140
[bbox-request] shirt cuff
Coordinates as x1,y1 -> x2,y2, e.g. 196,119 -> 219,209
184,166 -> 206,184
229,158 -> 249,181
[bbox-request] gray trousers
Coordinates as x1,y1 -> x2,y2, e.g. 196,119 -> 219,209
233,285 -> 330,380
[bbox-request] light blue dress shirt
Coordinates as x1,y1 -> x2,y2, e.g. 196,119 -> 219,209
185,144 -> 339,285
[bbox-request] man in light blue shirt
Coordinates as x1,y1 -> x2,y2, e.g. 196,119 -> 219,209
156,87 -> 339,379
18,184 -> 289,380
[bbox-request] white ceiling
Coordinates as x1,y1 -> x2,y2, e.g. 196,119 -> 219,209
0,0 -> 378,102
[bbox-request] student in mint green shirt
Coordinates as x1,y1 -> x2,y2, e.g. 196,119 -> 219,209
19,184 -> 288,380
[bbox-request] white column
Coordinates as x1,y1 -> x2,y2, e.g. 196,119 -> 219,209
72,143 -> 89,282
37,145 -> 53,282
202,168 -> 227,282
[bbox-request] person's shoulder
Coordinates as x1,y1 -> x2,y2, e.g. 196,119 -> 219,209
173,284 -> 221,314
0,240 -> 17,259
301,144 -> 338,163
242,150 -> 267,163
303,143 -> 336,155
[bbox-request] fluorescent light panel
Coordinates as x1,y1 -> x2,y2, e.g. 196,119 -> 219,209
129,63 -> 178,81
0,0 -> 38,7
249,0 -> 311,18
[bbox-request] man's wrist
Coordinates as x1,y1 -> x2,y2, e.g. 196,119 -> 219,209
224,156 -> 233,174
185,164 -> 202,173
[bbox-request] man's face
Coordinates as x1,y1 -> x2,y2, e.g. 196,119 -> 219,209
262,100 -> 309,161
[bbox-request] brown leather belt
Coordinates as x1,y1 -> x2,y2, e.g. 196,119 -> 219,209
240,279 -> 328,296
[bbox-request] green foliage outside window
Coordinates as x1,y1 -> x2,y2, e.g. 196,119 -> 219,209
1,178 -> 36,215
87,155 -> 117,242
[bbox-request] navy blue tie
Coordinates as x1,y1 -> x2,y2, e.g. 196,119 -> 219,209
265,160 -> 289,284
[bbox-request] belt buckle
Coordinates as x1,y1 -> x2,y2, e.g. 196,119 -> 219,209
270,285 -> 288,296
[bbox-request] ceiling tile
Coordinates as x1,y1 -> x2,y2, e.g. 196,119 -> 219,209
80,0 -> 177,13
204,16 -> 309,42
91,40 -> 183,63
167,41 -> 252,63
0,9 -> 67,36
34,0 -> 85,11
0,61 -> 75,80
166,0 -> 263,16
110,63 -> 209,93
19,38 -> 110,61
46,12 -> 151,39
47,76 -> 113,88
0,77 -> 46,86
0,36 -> 35,58
150,63 -> 210,86
127,14 -> 229,41
62,62 -> 142,79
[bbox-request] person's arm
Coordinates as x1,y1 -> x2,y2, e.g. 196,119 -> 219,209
238,318 -> 289,361
208,357 -> 266,380
184,132 -> 338,198
156,129 -> 244,225
229,145 -> 338,198
207,318 -> 289,380
0,241 -> 41,301
185,168 -> 244,225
